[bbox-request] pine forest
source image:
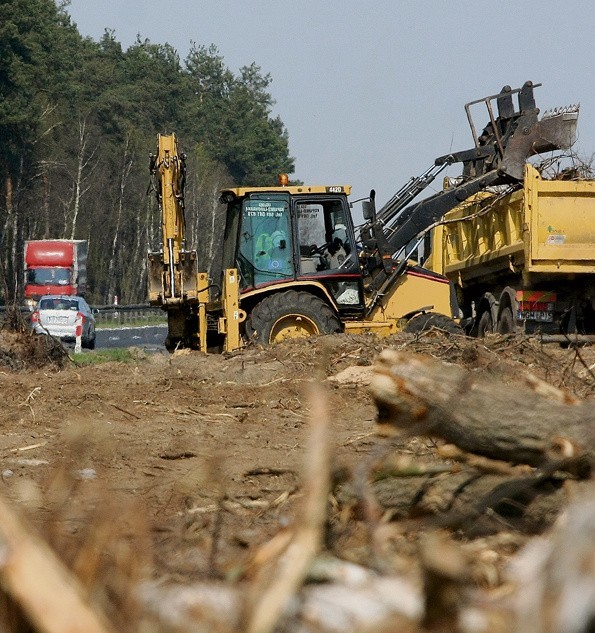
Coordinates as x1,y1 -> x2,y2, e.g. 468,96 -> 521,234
0,0 -> 295,304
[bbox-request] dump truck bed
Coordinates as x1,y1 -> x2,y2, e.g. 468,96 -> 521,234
434,164 -> 595,282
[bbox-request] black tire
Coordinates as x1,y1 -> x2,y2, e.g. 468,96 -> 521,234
165,309 -> 198,352
497,307 -> 515,334
404,312 -> 463,335
85,336 -> 96,350
477,310 -> 493,337
245,290 -> 341,345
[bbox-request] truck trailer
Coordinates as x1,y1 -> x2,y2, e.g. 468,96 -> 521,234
24,240 -> 88,309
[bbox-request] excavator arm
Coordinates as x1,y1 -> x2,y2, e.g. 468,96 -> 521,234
147,134 -> 199,305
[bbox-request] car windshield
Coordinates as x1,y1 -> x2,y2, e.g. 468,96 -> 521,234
39,298 -> 79,311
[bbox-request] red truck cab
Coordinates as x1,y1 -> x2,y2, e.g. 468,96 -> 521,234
24,240 -> 88,308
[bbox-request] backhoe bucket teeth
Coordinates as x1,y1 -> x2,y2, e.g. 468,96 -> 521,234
501,106 -> 579,180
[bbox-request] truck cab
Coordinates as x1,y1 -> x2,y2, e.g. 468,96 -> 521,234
24,240 -> 88,309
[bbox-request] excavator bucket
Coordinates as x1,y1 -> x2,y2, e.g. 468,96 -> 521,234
500,105 -> 579,180
378,81 -> 580,260
460,81 -> 579,181
147,249 -> 198,305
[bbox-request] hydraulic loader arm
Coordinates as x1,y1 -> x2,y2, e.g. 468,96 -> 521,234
368,81 -> 579,259
384,169 -> 502,255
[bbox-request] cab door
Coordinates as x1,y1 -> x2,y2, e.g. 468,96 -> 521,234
237,194 -> 295,289
294,196 -> 364,311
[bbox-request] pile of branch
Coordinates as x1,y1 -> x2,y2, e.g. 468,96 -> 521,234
333,348 -> 592,536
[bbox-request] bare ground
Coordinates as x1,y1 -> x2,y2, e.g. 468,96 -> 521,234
1,329 -> 594,630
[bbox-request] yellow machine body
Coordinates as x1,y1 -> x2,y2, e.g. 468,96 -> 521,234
428,164 -> 595,335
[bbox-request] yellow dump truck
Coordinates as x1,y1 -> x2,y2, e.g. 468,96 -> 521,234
429,163 -> 595,340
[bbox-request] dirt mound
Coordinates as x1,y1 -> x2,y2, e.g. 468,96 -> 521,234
0,329 -> 68,370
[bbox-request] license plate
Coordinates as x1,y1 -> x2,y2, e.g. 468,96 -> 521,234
47,315 -> 68,324
517,310 -> 554,323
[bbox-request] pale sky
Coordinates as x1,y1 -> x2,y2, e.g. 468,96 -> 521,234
65,0 -> 595,208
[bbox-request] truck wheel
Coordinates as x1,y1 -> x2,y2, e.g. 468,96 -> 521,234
497,307 -> 515,334
477,310 -> 493,337
404,313 -> 462,335
245,290 -> 341,345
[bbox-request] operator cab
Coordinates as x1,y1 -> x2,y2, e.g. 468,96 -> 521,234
220,182 -> 365,314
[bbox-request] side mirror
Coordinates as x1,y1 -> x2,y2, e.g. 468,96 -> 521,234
362,189 -> 377,221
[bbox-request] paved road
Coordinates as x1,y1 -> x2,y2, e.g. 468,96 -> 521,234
95,325 -> 167,351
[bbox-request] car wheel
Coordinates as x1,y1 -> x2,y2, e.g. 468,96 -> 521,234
83,329 -> 96,349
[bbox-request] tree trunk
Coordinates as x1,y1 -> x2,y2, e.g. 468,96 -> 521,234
106,138 -> 133,303
41,164 -> 50,239
370,349 -> 594,469
70,118 -> 96,240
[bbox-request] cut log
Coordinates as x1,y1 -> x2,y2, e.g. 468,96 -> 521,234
336,468 -> 578,535
370,349 -> 594,471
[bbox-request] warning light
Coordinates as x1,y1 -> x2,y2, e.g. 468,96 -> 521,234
278,173 -> 289,186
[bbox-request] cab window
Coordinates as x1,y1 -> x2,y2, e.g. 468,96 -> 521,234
296,199 -> 356,275
296,198 -> 362,308
238,196 -> 294,288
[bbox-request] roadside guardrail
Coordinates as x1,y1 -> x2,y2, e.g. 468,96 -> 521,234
93,305 -> 166,327
0,304 -> 166,328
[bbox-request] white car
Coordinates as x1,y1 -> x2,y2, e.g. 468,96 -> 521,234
32,295 -> 96,349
